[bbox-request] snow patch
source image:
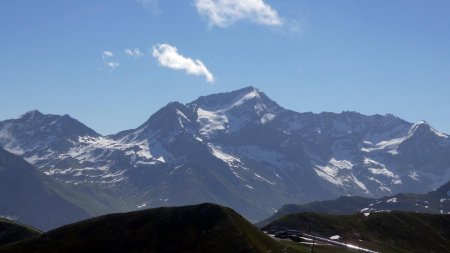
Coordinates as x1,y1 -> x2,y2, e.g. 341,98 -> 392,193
361,137 -> 404,154
314,158 -> 355,187
156,156 -> 165,163
261,113 -> 275,124
197,108 -> 228,136
408,171 -> 420,181
176,109 -> 189,122
314,168 -> 343,186
254,172 -> 276,185
208,144 -> 241,165
386,198 -> 397,203
137,203 -> 147,209
231,90 -> 259,108
367,167 -> 395,178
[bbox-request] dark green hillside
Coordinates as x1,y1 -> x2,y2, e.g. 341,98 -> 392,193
0,219 -> 41,246
263,211 -> 450,253
258,196 -> 373,227
259,180 -> 450,227
1,203 -> 292,253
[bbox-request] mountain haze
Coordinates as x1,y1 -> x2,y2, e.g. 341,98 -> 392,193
0,147 -> 132,230
0,147 -> 89,230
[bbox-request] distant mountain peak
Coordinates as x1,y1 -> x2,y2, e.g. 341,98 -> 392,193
408,120 -> 448,138
188,86 -> 279,112
115,101 -> 196,142
141,101 -> 192,126
235,85 -> 260,94
384,113 -> 399,119
19,110 -> 44,120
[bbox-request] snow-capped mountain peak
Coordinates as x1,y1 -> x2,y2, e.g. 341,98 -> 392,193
188,86 -> 283,138
115,101 -> 196,143
1,87 -> 450,222
189,86 -> 279,111
408,120 -> 448,139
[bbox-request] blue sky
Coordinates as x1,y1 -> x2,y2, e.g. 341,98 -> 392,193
1,0 -> 450,134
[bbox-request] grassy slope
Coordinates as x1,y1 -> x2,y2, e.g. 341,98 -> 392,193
263,211 -> 450,253
46,180 -> 135,217
4,204 -> 447,253
257,196 -> 373,227
0,203 -> 297,253
259,180 -> 450,228
0,219 -> 41,246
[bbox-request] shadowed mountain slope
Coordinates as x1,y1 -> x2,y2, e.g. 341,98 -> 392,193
0,219 -> 41,247
0,147 -> 132,231
0,203 -> 291,253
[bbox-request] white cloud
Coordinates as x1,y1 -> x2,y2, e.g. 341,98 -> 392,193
195,0 -> 283,28
101,51 -> 119,70
137,0 -> 160,14
152,43 -> 214,83
124,48 -> 144,59
102,51 -> 114,59
105,61 -> 119,70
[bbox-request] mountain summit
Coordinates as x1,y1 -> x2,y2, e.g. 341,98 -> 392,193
1,87 -> 449,223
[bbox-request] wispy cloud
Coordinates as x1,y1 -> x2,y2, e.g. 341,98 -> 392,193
105,61 -> 119,70
137,0 -> 160,15
124,48 -> 144,59
102,51 -> 119,70
102,51 -> 114,59
195,0 -> 283,28
152,44 -> 214,83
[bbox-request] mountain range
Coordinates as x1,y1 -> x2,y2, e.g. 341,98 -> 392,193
1,86 -> 450,225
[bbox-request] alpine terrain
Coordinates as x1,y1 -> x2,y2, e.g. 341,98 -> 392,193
1,87 -> 450,222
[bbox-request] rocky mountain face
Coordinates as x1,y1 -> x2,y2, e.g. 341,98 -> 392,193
1,87 -> 449,221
